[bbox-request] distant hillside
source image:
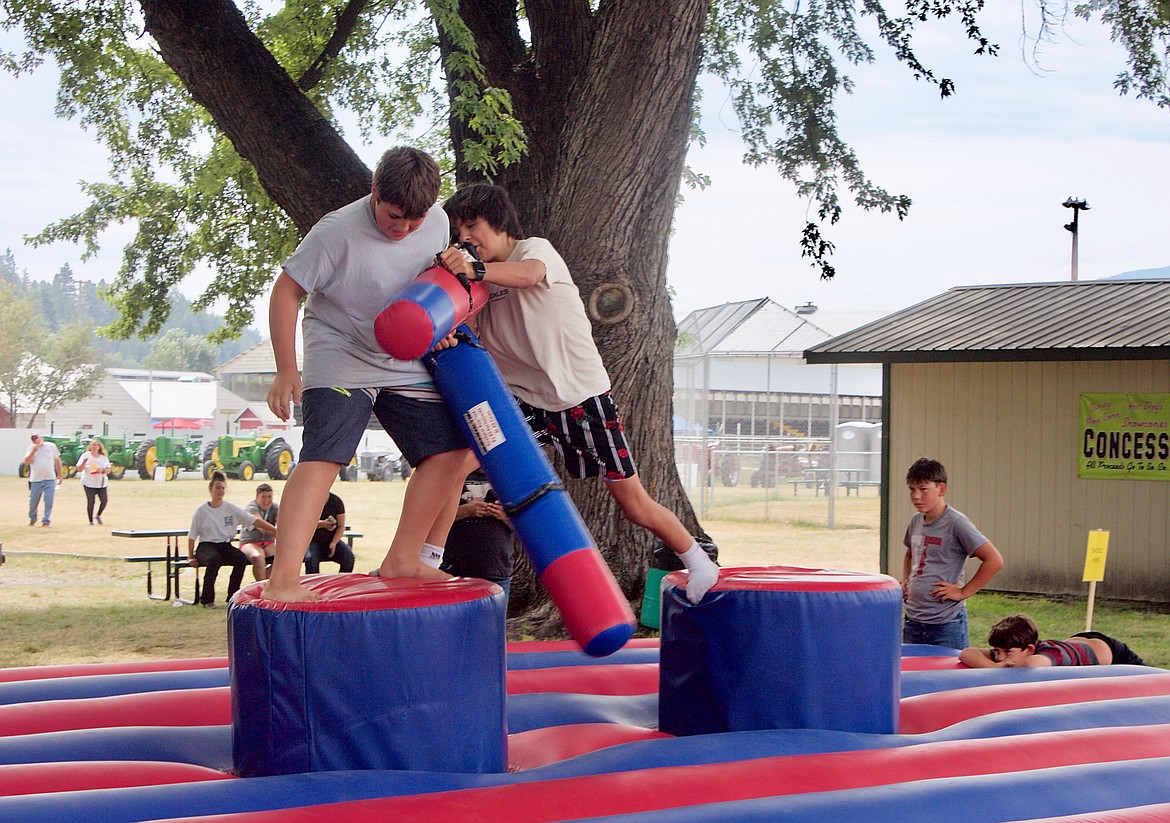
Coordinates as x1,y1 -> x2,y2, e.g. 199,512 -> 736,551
1107,265 -> 1170,280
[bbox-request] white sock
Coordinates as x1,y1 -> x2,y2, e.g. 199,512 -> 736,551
419,542 -> 445,569
678,540 -> 719,605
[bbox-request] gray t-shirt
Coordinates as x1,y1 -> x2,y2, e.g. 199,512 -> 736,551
902,505 -> 990,625
188,501 -> 256,544
283,196 -> 449,389
239,499 -> 278,544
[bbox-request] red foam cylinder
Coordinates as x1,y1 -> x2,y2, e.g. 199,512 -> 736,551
539,549 -> 636,658
374,265 -> 489,360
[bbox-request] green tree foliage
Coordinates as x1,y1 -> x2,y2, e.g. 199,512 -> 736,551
17,323 -> 105,425
0,281 -> 39,419
0,278 -> 104,426
0,251 -> 260,374
3,1 -> 1165,330
142,328 -> 219,373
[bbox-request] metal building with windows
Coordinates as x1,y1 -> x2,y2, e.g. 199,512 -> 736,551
673,298 -> 882,507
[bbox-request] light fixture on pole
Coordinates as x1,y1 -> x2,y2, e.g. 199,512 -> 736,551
1063,197 -> 1090,281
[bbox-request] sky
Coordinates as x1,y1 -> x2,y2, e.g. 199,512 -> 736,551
1,6 -> 1168,333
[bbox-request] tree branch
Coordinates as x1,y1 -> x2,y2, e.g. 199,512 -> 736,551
297,0 -> 371,92
139,0 -> 371,234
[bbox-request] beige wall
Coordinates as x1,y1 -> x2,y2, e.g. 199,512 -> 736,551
886,359 -> 1170,603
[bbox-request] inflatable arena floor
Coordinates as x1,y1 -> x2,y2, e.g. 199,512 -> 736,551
4,571 -> 1170,822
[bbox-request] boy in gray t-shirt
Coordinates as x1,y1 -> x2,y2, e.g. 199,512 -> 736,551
902,457 -> 1004,649
264,147 -> 470,603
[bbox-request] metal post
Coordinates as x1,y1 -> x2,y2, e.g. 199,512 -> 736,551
1063,197 -> 1090,281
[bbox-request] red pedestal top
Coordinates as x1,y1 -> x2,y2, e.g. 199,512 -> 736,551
233,574 -> 502,613
665,565 -> 900,593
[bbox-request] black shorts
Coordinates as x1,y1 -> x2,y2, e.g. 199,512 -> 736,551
300,387 -> 466,468
1072,631 -> 1146,666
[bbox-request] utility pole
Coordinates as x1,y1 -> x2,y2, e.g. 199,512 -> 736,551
1063,197 -> 1090,281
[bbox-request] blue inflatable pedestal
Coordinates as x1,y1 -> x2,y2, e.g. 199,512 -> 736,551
659,566 -> 902,737
229,574 -> 507,778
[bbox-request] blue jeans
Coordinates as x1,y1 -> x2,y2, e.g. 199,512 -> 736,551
903,611 -> 969,650
28,479 -> 56,525
304,539 -> 356,574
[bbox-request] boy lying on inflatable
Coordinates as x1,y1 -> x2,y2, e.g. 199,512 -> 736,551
959,613 -> 1145,667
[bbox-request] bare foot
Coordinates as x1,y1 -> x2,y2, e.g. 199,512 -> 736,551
262,578 -> 322,603
376,556 -> 452,580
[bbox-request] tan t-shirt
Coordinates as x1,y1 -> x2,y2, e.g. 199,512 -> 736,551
477,237 -> 610,412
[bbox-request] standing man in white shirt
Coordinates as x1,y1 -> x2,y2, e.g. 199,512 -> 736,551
23,433 -> 63,527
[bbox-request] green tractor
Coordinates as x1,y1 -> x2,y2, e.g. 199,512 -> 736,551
18,430 -> 140,479
101,436 -> 140,480
202,433 -> 294,481
136,435 -> 206,480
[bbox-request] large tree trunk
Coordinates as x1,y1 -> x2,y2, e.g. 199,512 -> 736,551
451,0 -> 712,607
142,0 -> 711,617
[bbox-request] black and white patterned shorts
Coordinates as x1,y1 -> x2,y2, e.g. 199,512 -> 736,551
519,392 -> 638,481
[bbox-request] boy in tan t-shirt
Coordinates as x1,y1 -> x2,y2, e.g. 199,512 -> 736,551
436,183 -> 718,605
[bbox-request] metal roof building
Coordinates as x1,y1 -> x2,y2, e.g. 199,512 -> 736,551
806,280 -> 1170,364
805,279 -> 1170,604
672,298 -> 884,510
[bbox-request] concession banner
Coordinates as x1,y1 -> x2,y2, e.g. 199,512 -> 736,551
1079,393 -> 1170,481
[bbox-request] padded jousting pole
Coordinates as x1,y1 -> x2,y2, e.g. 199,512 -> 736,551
426,327 -> 635,657
374,243 -> 491,361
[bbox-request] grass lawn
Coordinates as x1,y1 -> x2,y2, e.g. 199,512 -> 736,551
2,475 -> 1167,668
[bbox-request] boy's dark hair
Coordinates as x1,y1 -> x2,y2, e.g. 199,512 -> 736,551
443,183 -> 524,242
988,614 -> 1040,650
256,483 -> 273,494
209,470 -> 227,487
372,147 -> 441,219
906,457 -> 947,485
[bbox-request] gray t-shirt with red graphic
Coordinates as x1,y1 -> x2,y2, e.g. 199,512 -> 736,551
902,505 -> 990,625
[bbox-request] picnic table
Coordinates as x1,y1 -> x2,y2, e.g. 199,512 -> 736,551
118,527 -> 364,606
117,528 -> 193,605
791,468 -> 878,497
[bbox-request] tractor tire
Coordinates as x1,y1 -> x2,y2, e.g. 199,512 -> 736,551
136,440 -> 157,480
399,462 -> 413,480
203,442 -> 220,467
237,460 -> 255,481
202,461 -> 216,480
65,465 -> 78,479
264,439 -> 294,480
18,463 -> 29,479
166,465 -> 179,481
109,464 -> 127,480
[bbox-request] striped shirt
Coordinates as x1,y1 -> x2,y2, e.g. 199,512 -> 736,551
1035,639 -> 1098,666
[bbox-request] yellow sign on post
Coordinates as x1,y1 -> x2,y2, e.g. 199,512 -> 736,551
1083,530 -> 1110,582
1082,529 -> 1110,632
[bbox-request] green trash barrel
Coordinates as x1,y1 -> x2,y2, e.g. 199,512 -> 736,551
640,567 -> 670,629
639,539 -> 718,630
